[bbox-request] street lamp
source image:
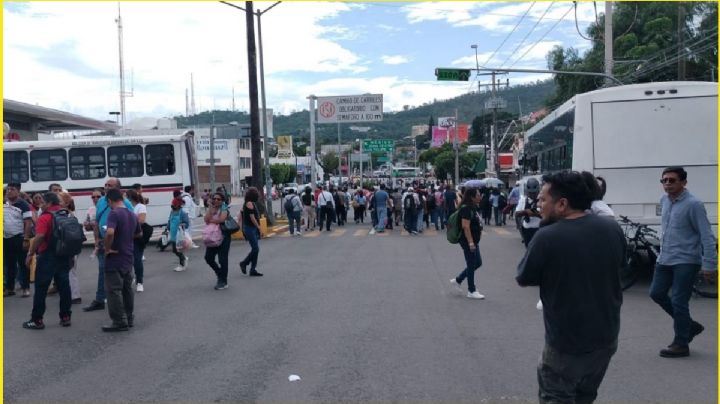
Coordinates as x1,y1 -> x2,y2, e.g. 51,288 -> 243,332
109,111 -> 120,125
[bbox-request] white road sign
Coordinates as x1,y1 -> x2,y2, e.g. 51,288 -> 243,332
316,94 -> 383,124
438,117 -> 456,127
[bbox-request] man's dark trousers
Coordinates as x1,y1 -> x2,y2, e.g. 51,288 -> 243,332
104,268 -> 134,326
537,343 -> 617,404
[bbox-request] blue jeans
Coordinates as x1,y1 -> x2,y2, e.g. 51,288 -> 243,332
376,207 -> 387,231
32,250 -> 72,321
493,206 -> 501,225
133,241 -> 145,284
455,239 -> 482,293
289,210 -> 301,234
430,207 -> 442,230
649,263 -> 700,346
241,225 -> 260,271
95,245 -> 107,302
416,209 -> 424,231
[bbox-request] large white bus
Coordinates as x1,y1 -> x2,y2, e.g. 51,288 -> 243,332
3,132 -> 199,226
521,81 -> 717,228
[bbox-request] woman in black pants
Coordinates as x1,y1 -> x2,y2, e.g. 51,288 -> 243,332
204,192 -> 230,289
238,187 -> 263,277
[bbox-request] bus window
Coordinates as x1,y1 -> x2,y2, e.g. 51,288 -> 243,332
4,151 -> 29,183
30,149 -> 67,182
145,144 -> 175,176
70,147 -> 106,180
108,145 -> 144,178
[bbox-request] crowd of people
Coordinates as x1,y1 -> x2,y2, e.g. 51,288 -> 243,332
4,165 -> 716,403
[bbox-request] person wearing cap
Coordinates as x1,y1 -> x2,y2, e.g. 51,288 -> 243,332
515,178 -> 542,247
167,197 -> 191,272
402,186 -> 419,234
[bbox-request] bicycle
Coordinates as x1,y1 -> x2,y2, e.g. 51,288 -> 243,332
618,216 -> 660,291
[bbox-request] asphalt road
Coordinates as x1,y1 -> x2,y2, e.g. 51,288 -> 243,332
3,219 -> 717,403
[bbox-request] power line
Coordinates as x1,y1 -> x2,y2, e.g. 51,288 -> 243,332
499,2 -> 555,68
574,1 -> 594,41
479,2 -> 537,69
508,4 -> 574,69
368,2 -> 586,23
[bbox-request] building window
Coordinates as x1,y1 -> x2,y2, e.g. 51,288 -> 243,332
3,151 -> 29,183
108,145 -> 144,178
146,144 -> 176,176
30,149 -> 68,182
69,148 -> 106,180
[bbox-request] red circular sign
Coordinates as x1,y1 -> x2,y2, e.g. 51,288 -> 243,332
319,102 -> 335,118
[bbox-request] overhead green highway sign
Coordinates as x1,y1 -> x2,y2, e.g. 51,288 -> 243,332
435,68 -> 471,81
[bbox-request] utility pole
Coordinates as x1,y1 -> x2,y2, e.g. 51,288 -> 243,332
678,5 -> 686,80
453,108 -> 459,186
309,95 -> 317,189
256,7 -> 274,222
115,2 -> 127,136
604,1 -> 614,86
491,72 -> 499,175
245,2 -> 263,193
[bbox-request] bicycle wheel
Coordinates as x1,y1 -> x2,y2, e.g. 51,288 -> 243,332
620,249 -> 640,291
693,275 -> 718,299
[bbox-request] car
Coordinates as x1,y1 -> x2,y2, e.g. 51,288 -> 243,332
282,183 -> 300,196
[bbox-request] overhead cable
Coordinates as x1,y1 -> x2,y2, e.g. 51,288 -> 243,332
508,4 -> 574,69
500,2 -> 555,68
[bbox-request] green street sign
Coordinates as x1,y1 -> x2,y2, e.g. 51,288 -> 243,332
435,68 -> 471,81
362,139 -> 394,152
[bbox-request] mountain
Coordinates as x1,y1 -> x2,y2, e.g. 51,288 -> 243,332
174,79 -> 555,145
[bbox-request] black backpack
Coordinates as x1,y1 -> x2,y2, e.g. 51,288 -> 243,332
50,209 -> 86,257
284,196 -> 295,213
404,194 -> 417,211
426,193 -> 436,210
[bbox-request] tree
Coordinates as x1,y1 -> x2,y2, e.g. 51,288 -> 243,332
318,152 -> 339,178
269,164 -> 296,185
545,2 -> 718,108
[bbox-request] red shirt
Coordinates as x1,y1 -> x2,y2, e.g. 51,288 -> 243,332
35,204 -> 62,254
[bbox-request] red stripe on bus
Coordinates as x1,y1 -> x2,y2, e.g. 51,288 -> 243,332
67,186 -> 182,197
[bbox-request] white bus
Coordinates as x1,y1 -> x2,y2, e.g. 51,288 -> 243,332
521,81 -> 717,228
3,132 -> 199,226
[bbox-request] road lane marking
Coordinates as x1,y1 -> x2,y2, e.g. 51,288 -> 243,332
354,229 -> 367,236
329,229 -> 346,237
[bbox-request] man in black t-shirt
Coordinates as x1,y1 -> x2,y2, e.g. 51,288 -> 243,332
516,171 -> 626,404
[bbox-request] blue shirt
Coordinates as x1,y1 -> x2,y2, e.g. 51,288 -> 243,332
95,196 -> 134,238
374,190 -> 389,209
657,190 -> 717,270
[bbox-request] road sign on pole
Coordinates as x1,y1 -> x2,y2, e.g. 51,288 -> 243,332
316,94 -> 383,124
362,139 -> 394,153
435,68 -> 471,81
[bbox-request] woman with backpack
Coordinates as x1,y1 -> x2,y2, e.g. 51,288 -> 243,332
127,190 -> 148,292
449,187 -> 485,299
203,192 -> 231,289
301,186 -> 316,231
58,192 -> 82,304
353,189 -> 366,224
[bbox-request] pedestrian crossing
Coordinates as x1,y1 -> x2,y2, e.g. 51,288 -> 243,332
266,226 -> 516,239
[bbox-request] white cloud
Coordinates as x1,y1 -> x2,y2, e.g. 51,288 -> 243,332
401,2 -> 488,25
381,55 -> 411,65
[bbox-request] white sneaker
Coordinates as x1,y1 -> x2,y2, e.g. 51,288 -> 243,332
369,229 -> 376,235
449,278 -> 462,293
142,255 -> 146,261
536,299 -> 543,310
191,243 -> 200,249
466,291 -> 485,299
136,283 -> 144,292
173,266 -> 185,272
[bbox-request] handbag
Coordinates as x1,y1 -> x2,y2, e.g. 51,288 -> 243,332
221,215 -> 241,234
203,223 -> 223,247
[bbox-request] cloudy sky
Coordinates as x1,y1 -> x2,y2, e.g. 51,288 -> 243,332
3,1 -> 598,123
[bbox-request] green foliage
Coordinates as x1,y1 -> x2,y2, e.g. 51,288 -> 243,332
269,164 -> 296,185
173,81 -> 556,146
318,152 -> 339,175
431,148 -> 482,181
545,2 -> 718,108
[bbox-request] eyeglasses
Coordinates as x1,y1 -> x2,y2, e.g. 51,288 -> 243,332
660,178 -> 678,184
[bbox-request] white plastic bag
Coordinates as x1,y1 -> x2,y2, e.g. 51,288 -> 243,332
176,225 -> 187,250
